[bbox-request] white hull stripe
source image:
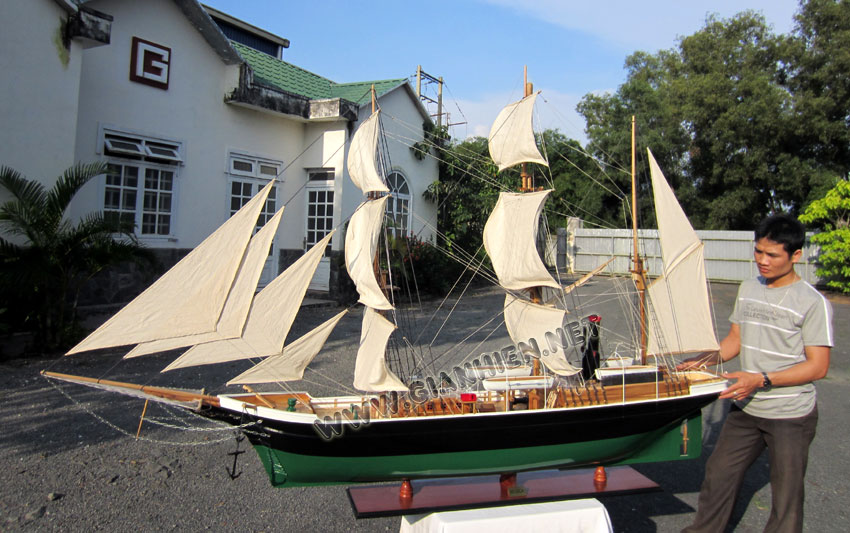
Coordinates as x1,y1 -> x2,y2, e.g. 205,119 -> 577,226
217,382 -> 727,425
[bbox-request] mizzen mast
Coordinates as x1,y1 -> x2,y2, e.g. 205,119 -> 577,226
630,116 -> 648,364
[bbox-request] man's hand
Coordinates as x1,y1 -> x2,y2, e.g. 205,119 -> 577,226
677,324 -> 741,372
719,371 -> 763,400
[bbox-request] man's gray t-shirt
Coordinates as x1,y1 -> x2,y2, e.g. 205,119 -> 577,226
730,277 -> 833,419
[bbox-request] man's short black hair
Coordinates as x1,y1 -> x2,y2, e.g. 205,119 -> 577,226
755,214 -> 805,255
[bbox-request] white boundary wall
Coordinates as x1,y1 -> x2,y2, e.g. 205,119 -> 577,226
565,228 -> 822,284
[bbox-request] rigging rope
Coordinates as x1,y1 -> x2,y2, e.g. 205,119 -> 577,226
44,377 -> 256,446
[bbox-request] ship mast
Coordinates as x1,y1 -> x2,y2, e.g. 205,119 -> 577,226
520,67 -> 545,396
521,66 -> 539,304
630,116 -> 648,364
370,85 -> 382,277
521,66 -> 533,193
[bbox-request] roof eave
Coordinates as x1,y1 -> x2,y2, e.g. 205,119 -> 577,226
310,98 -> 359,122
365,81 -> 432,125
66,6 -> 113,49
172,0 -> 242,65
227,67 -> 357,122
201,4 -> 290,49
53,0 -> 78,14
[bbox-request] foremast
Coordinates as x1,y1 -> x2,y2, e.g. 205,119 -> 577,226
345,85 -> 407,396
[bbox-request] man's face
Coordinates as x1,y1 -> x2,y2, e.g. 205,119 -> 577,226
754,238 -> 801,283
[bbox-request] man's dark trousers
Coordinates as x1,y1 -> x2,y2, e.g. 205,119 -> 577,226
683,404 -> 818,533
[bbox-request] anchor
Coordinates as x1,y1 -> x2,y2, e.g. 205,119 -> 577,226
226,431 -> 246,480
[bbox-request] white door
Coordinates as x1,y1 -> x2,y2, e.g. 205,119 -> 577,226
306,185 -> 334,291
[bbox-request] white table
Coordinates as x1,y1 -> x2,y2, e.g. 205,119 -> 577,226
399,498 -> 613,533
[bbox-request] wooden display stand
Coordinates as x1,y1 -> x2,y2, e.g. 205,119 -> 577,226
347,466 -> 659,518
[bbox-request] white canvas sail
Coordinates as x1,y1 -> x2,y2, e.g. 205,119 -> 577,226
227,310 -> 348,385
162,230 -> 335,371
645,149 -> 719,355
345,196 -> 393,310
503,293 -> 580,376
353,307 -> 408,392
125,208 -> 284,358
488,92 -> 548,172
347,112 -> 389,194
483,190 -> 560,291
67,180 -> 276,355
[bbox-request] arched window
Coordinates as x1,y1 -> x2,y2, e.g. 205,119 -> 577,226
385,171 -> 411,238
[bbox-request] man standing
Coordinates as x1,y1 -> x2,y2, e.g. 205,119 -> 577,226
680,214 -> 833,533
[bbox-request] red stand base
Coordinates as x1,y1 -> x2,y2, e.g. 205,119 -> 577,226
347,465 -> 660,518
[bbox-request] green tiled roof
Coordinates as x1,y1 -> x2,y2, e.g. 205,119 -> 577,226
231,41 -> 407,105
330,79 -> 409,105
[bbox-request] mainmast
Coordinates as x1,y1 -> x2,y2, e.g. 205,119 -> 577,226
520,66 -> 533,193
518,67 -> 546,398
485,69 -> 572,386
630,116 -> 648,364
519,67 -> 541,303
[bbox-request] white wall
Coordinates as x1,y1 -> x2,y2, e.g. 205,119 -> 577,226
298,123 -> 347,251
74,0 -> 335,252
15,0 -> 436,268
340,87 -> 438,246
571,227 -> 823,285
0,0 -> 82,188
378,86 -> 438,243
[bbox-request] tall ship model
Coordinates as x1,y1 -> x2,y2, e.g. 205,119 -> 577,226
44,77 -> 726,488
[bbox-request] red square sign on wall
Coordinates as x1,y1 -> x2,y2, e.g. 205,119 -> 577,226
129,36 -> 171,90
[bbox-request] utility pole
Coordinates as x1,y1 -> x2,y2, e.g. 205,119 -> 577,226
415,65 -> 465,130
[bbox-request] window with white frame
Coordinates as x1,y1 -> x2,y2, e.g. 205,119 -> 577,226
230,179 -> 278,230
306,186 -> 334,254
304,169 -> 335,254
227,153 -> 282,233
307,168 -> 334,182
229,153 -> 281,181
102,132 -> 182,237
385,171 -> 411,238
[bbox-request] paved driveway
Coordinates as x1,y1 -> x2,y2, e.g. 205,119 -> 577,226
1,280 -> 846,531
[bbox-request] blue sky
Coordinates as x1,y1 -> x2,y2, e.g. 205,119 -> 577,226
201,0 -> 801,142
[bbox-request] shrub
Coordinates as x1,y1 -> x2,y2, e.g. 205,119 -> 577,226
799,179 -> 850,293
0,162 -> 154,353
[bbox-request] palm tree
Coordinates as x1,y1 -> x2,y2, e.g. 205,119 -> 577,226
0,162 -> 154,352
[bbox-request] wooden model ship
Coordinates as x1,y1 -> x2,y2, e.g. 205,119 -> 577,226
44,79 -> 726,487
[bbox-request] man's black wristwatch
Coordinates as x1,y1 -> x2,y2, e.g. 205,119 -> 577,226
761,372 -> 772,390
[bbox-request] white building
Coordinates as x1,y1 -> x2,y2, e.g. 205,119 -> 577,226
0,0 -> 438,302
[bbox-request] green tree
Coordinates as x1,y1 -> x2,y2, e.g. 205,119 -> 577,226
540,130 -> 622,229
799,179 -> 850,292
787,0 -> 850,180
578,6 -> 850,230
577,49 -> 693,228
425,136 -> 514,255
0,162 -> 153,352
425,129 -> 601,259
678,12 -> 814,229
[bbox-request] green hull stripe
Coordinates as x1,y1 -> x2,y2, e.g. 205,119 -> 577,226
250,414 -> 702,487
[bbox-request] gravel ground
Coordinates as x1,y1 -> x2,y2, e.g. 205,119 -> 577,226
1,279 -> 847,532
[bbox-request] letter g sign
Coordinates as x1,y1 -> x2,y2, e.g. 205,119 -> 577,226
130,36 -> 171,90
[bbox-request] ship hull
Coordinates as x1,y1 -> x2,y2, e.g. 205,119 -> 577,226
207,392 -> 715,487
